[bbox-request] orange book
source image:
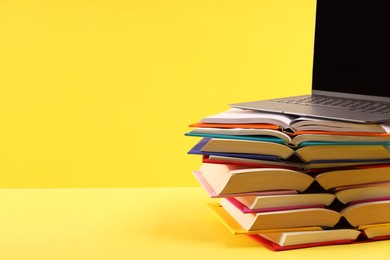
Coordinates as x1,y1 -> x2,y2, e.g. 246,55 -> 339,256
194,108 -> 390,134
189,122 -> 279,130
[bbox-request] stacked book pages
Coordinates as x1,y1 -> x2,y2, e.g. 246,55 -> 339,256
186,108 -> 390,251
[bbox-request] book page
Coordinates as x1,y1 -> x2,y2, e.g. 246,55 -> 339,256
200,108 -> 296,127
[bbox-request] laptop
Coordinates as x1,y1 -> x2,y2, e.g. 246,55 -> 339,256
230,0 -> 390,123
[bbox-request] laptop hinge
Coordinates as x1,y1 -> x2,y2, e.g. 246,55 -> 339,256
312,90 -> 390,103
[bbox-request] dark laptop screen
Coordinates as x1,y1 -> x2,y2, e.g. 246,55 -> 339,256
312,0 -> 390,98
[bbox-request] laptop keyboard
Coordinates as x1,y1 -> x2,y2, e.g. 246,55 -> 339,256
274,95 -> 390,114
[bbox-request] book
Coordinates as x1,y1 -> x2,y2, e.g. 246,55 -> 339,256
186,128 -> 291,144
220,198 -> 390,231
220,198 -> 341,231
199,108 -> 390,134
257,229 -> 361,247
190,122 -> 280,130
188,137 -> 291,162
202,154 -> 390,171
209,202 -> 390,239
199,108 -> 296,128
360,223 -> 390,240
248,232 -> 358,251
189,138 -> 390,169
334,182 -> 390,204
194,163 -> 390,197
314,167 -> 390,190
231,193 -> 335,213
186,128 -> 390,147
193,163 -> 315,196
193,137 -> 390,163
192,121 -> 390,137
340,200 -> 390,227
208,202 -> 324,235
249,224 -> 390,251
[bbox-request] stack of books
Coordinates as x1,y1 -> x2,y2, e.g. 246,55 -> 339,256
186,108 -> 390,250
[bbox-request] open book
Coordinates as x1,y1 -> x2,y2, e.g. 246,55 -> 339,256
193,163 -> 390,197
334,182 -> 390,204
194,163 -> 313,196
249,224 -> 390,251
255,229 -> 361,249
190,137 -> 390,164
201,154 -> 390,171
218,198 -> 390,231
198,108 -> 390,134
186,127 -> 390,147
226,181 -> 390,214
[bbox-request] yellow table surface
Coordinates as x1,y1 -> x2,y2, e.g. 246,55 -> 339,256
1,187 -> 390,260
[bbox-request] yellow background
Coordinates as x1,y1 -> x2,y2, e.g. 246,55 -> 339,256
2,2 -> 390,259
0,0 -> 314,188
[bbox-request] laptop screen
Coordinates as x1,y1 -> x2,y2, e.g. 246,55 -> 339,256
312,0 -> 390,99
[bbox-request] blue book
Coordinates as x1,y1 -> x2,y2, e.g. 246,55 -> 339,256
186,131 -> 390,147
188,137 -> 390,164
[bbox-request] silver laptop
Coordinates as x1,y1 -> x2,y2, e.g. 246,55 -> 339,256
230,0 -> 390,123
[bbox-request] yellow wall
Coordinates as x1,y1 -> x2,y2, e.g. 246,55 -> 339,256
0,0 -> 315,188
